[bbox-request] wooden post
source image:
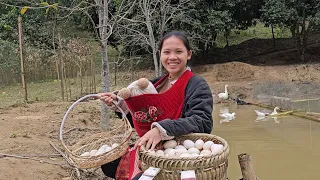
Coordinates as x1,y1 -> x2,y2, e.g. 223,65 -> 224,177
18,16 -> 28,102
238,153 -> 258,180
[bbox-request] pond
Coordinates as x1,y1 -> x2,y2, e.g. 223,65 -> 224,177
212,103 -> 320,180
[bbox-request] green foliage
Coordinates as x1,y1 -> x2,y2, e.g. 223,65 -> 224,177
0,40 -> 19,70
261,0 -> 290,26
215,22 -> 292,47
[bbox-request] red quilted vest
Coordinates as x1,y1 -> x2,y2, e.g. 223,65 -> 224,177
124,70 -> 194,137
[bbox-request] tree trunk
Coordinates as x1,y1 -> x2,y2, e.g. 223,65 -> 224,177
58,33 -> 65,101
99,0 -> 111,129
290,25 -> 296,38
271,24 -> 275,48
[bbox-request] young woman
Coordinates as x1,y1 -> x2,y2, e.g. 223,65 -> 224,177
100,31 -> 213,179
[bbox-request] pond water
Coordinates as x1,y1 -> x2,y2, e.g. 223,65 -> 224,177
212,103 -> 320,180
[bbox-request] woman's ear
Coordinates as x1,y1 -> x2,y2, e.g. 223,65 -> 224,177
187,50 -> 192,60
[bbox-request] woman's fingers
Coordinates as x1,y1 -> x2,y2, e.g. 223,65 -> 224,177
99,94 -> 115,106
150,140 -> 157,151
145,138 -> 153,150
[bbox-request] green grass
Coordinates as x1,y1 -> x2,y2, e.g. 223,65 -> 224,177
0,70 -> 155,109
215,23 -> 292,48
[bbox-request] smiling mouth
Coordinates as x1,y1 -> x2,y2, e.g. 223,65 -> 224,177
168,62 -> 179,66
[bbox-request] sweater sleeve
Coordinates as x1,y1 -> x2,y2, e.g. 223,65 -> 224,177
156,76 -> 213,136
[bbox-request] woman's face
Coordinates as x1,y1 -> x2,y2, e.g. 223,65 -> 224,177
160,36 -> 192,78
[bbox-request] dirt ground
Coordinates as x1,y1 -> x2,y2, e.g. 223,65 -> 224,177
1,61 -> 320,180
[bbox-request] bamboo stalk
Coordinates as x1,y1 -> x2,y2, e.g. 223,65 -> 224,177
238,153 -> 258,180
18,16 -> 28,102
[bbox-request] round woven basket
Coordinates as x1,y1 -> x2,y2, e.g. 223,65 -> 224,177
139,133 -> 229,180
59,94 -> 133,169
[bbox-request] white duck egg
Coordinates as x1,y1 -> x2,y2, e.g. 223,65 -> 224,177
203,141 -> 214,150
80,152 -> 90,157
155,150 -> 164,157
175,149 -> 188,156
112,143 -> 119,148
164,148 -> 173,154
98,144 -> 110,151
190,154 -> 200,158
104,147 -> 112,153
200,149 -> 212,156
188,147 -> 200,154
95,149 -> 105,156
194,139 -> 204,150
175,145 -> 187,150
211,144 -> 224,156
180,153 -> 192,158
89,150 -> 98,156
165,149 -> 176,157
147,150 -> 156,156
183,140 -> 195,149
163,140 -> 177,149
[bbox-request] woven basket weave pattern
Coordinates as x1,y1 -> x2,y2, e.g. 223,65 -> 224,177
140,133 -> 229,180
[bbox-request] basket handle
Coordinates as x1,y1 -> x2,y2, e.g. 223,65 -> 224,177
59,93 -> 130,141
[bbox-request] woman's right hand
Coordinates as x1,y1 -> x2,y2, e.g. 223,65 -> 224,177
99,92 -> 117,106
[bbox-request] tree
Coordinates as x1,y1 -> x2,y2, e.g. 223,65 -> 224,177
285,0 -> 320,62
117,0 -> 190,76
261,0 -> 290,47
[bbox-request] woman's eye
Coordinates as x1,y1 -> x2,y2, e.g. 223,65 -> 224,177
177,51 -> 182,54
163,51 -> 169,54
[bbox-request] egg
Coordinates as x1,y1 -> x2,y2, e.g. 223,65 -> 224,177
164,148 -> 173,154
165,149 -> 176,157
147,150 -> 156,156
98,144 -> 110,152
211,144 -> 224,156
188,147 -> 200,154
180,153 -> 191,158
175,145 -> 187,150
190,154 -> 200,158
95,149 -> 105,156
89,150 -> 98,156
155,150 -> 164,157
163,140 -> 178,149
175,149 -> 188,156
200,149 -> 212,156
203,141 -> 214,150
194,139 -> 204,150
183,140 -> 195,149
112,143 -> 119,148
104,147 -> 112,153
80,152 -> 90,157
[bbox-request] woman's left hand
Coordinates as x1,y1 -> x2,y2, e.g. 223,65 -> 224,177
133,127 -> 162,151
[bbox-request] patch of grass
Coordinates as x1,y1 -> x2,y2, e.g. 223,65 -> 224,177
0,70 -> 155,109
215,23 -> 292,48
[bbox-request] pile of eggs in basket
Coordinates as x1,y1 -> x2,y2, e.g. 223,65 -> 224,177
148,139 -> 224,158
80,143 -> 119,157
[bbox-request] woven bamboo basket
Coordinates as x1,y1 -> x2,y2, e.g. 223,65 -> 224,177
139,133 -> 229,180
59,94 -> 133,169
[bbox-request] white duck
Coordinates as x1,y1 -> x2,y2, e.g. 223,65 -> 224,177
219,112 -> 235,119
218,85 -> 229,103
254,106 -> 280,117
270,107 -> 280,116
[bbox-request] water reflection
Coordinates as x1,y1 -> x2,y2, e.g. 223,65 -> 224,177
219,106 -> 236,123
213,104 -> 320,180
